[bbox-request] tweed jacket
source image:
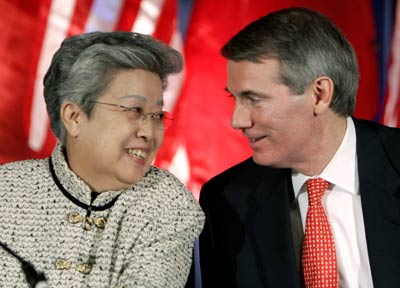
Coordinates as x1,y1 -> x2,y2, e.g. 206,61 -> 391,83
0,144 -> 204,287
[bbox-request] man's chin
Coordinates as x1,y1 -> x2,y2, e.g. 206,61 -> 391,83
252,154 -> 282,168
252,154 -> 270,166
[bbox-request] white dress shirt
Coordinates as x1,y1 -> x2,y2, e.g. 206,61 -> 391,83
292,118 -> 374,288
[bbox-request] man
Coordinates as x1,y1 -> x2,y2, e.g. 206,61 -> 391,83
196,7 -> 400,288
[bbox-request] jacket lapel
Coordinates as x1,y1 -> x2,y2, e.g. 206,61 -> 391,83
224,166 -> 301,288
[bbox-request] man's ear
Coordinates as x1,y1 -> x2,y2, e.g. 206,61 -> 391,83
60,101 -> 85,138
311,76 -> 334,116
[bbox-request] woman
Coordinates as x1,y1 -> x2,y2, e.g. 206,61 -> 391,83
0,31 -> 204,287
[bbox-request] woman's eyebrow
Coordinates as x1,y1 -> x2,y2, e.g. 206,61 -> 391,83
120,94 -> 164,107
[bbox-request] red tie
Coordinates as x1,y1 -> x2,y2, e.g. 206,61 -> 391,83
302,178 -> 338,288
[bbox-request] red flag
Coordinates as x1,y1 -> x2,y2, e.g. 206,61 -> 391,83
0,0 -> 50,163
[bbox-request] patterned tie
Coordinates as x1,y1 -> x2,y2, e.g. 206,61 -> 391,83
302,178 -> 338,288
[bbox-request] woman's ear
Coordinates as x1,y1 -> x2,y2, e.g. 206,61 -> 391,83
60,101 -> 85,138
311,76 -> 334,116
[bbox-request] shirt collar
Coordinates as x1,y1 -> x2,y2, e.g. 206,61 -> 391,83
292,117 -> 357,197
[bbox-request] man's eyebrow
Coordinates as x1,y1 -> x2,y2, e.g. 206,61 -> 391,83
225,87 -> 268,98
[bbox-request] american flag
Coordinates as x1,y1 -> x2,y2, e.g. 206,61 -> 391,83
0,0 -> 190,186
0,0 -> 398,198
383,1 -> 400,127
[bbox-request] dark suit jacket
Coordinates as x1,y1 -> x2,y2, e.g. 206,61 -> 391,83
194,119 -> 400,288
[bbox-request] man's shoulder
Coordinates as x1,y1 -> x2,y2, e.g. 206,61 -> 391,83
201,157 -> 288,195
354,118 -> 400,153
205,158 -> 263,184
355,118 -> 400,173
354,118 -> 400,135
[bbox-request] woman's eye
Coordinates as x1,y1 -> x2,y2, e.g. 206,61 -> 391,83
127,106 -> 142,113
154,112 -> 164,120
122,106 -> 143,120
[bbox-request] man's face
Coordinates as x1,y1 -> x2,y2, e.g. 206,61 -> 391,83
66,69 -> 165,192
226,58 -> 317,169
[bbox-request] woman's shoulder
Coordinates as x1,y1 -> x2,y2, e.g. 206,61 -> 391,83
136,166 -> 202,213
1,158 -> 48,177
147,166 -> 186,187
0,158 -> 50,198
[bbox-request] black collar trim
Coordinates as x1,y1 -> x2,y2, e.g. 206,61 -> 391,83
49,157 -> 120,211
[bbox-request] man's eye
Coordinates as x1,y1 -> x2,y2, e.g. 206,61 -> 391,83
247,96 -> 263,105
244,97 -> 256,104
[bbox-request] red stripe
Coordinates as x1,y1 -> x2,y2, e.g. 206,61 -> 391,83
0,1 -> 47,162
67,0 -> 94,36
22,0 -> 53,158
114,0 -> 142,31
152,0 -> 176,43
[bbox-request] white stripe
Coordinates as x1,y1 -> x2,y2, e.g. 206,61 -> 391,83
167,144 -> 190,187
163,28 -> 184,112
131,0 -> 164,34
383,2 -> 400,127
29,0 -> 76,151
162,31 -> 190,189
84,0 -> 124,32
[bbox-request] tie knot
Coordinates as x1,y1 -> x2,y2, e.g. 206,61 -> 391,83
306,178 -> 329,206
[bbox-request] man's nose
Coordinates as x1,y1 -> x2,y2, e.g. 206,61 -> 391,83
231,103 -> 252,130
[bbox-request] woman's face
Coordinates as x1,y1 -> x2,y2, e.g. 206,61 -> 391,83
65,69 -> 165,192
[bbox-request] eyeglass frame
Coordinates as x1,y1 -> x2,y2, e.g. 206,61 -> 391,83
88,100 -> 174,130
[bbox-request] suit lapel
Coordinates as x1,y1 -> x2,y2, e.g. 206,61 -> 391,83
224,166 -> 301,287
355,120 -> 400,287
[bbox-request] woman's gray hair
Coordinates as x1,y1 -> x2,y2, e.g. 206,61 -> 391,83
221,7 -> 359,118
44,31 -> 183,145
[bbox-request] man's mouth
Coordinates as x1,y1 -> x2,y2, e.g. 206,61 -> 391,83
249,136 -> 266,143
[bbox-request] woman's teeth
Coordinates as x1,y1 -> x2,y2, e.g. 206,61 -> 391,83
127,149 -> 147,159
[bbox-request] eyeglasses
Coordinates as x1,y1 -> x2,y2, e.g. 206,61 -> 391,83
89,101 -> 174,130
